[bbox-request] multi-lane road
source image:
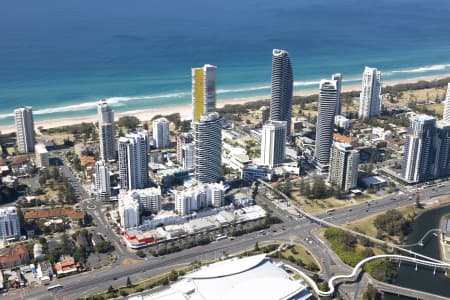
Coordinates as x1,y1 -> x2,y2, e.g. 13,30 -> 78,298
7,165 -> 450,300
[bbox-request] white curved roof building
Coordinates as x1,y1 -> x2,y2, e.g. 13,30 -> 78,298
138,254 -> 311,300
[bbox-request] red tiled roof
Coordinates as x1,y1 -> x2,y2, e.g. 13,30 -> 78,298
80,156 -> 96,167
0,245 -> 29,265
333,133 -> 352,144
11,156 -> 28,166
24,207 -> 86,220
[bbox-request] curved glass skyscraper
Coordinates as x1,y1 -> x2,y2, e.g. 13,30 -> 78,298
194,112 -> 222,184
314,80 -> 338,170
270,49 -> 293,135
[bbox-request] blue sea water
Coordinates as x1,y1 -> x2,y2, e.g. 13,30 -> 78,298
1,0 -> 450,126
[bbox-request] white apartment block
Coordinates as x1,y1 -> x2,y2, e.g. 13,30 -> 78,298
118,193 -> 140,229
261,121 -> 287,168
35,144 -> 49,168
14,106 -> 35,153
94,160 -> 111,200
118,129 -> 149,190
181,143 -> 195,169
122,187 -> 162,214
174,182 -> 226,216
359,66 -> 381,119
152,118 -> 170,149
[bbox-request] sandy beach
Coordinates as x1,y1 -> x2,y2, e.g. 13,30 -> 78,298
1,73 -> 449,135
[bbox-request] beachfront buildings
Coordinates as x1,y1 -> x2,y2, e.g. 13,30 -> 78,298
260,121 -> 287,168
329,143 -> 359,191
94,160 -> 111,201
0,207 -> 21,241
152,117 -> 170,149
34,144 -> 49,168
14,106 -> 35,153
97,100 -> 116,162
192,64 -> 217,122
174,182 -> 226,216
118,129 -> 150,190
359,66 -> 382,119
270,49 -> 293,136
118,192 -> 140,229
193,112 -> 222,184
176,133 -> 193,163
332,73 -> 343,115
443,83 -> 450,123
402,114 -> 436,183
314,80 -> 338,171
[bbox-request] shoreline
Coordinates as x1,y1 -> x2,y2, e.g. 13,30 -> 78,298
1,73 -> 450,134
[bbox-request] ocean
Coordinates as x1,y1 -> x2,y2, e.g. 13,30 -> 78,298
1,0 -> 450,126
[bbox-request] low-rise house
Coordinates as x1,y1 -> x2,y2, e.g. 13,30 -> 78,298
10,156 -> 32,175
80,156 -> 96,168
386,138 -> 404,152
2,175 -> 18,189
33,243 -> 44,260
0,244 -> 30,269
333,133 -> 353,144
4,269 -> 23,288
54,255 -> 80,276
37,261 -> 53,283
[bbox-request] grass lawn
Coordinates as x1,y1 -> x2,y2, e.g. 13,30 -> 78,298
278,244 -> 320,271
120,258 -> 140,266
237,242 -> 320,272
44,132 -> 74,145
291,192 -> 352,215
344,204 -> 419,243
424,102 -> 444,115
396,87 -> 446,106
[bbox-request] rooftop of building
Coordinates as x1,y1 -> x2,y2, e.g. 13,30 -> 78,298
273,48 -> 289,56
361,176 -> 387,186
54,255 -> 80,274
11,156 -> 29,167
23,207 -> 86,220
35,144 -> 48,153
0,244 -> 29,265
140,254 -> 311,300
80,156 -> 96,167
0,206 -> 17,215
333,133 -> 352,144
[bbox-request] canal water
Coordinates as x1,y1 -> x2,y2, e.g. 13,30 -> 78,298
384,204 -> 450,300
